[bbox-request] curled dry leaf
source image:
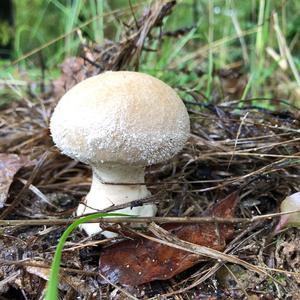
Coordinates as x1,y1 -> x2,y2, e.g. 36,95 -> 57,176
99,192 -> 239,286
25,260 -> 91,294
0,153 -> 30,208
26,263 -> 51,281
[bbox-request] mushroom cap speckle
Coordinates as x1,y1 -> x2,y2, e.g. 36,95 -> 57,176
50,71 -> 190,166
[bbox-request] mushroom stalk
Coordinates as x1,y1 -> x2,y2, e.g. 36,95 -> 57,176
77,164 -> 157,236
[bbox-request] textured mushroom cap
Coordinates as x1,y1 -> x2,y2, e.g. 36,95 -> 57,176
50,71 -> 190,166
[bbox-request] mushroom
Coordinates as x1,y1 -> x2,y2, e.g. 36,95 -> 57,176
275,192 -> 300,233
50,71 -> 190,237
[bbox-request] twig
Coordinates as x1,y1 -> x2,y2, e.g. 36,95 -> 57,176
227,111 -> 249,169
0,259 -> 99,276
1,209 -> 299,227
98,273 -> 139,300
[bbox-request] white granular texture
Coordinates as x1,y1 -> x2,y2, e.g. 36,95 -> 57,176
50,71 -> 190,166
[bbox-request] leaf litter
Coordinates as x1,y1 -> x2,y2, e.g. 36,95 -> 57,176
0,153 -> 31,208
0,0 -> 300,299
99,192 -> 239,286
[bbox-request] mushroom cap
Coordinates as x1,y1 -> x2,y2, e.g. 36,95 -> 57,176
280,192 -> 300,224
50,71 -> 190,166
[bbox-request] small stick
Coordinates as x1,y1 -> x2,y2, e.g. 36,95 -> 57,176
0,259 -> 99,276
0,209 -> 299,227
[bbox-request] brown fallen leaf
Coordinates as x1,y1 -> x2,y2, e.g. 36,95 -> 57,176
99,192 -> 239,286
0,153 -> 30,208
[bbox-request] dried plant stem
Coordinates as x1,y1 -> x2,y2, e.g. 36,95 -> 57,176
0,259 -> 99,276
6,2 -> 146,68
1,209 -> 299,227
98,273 -> 139,300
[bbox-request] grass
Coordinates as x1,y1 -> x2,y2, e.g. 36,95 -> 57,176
1,0 -> 300,108
45,213 -> 131,300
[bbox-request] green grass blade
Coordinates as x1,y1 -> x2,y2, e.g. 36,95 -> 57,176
206,0 -> 214,99
45,212 -> 131,300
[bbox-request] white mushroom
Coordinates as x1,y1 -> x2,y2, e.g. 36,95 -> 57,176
50,71 -> 190,237
275,192 -> 300,233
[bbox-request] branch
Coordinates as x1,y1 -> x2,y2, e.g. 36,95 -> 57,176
0,210 -> 299,227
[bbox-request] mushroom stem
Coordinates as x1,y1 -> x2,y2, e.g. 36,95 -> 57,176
76,164 -> 157,236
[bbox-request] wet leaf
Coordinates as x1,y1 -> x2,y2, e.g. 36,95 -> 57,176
99,192 -> 239,286
0,153 -> 30,208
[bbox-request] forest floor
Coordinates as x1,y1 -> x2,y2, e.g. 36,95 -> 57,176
1,1 -> 300,299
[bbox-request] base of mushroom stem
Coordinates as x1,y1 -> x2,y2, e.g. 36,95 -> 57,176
76,203 -> 158,238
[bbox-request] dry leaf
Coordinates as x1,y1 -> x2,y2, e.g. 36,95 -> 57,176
99,192 -> 238,286
0,153 -> 30,208
25,261 -> 90,294
26,264 -> 50,281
